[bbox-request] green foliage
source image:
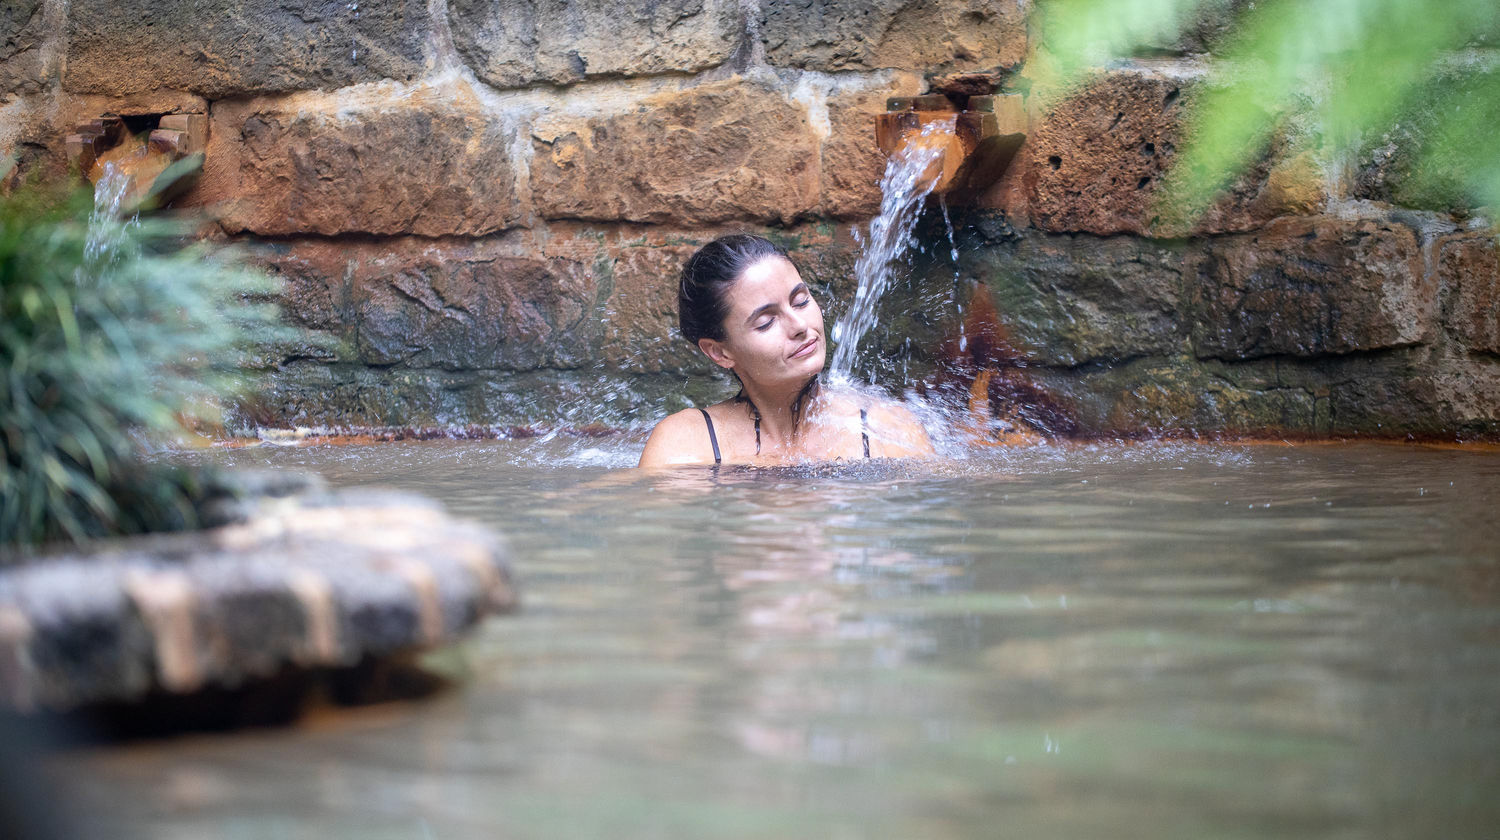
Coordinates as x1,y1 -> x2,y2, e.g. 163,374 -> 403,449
0,166 -> 283,547
1034,0 -> 1500,218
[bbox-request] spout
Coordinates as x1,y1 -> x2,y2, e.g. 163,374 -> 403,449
64,113 -> 207,211
875,93 -> 1026,198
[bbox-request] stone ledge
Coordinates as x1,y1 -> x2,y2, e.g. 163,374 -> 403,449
0,487 -> 515,712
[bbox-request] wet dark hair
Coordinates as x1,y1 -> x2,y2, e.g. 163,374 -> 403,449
678,234 -> 791,345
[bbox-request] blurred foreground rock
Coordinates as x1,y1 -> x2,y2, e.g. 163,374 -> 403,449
0,481 -> 515,713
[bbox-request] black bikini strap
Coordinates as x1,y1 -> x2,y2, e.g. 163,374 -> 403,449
860,408 -> 870,458
699,408 -> 721,465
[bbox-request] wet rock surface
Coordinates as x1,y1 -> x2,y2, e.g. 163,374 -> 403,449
450,0 -> 742,89
1439,232 -> 1500,356
966,233 -> 1191,367
62,0 -> 429,97
0,482 -> 515,712
759,0 -> 1026,73
1192,217 -> 1432,360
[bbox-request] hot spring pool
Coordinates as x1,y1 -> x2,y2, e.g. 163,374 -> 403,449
51,438 -> 1500,839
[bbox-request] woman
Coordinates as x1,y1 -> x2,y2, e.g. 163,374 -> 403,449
638,234 -> 934,467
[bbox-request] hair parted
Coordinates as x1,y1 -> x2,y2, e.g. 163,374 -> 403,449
678,234 -> 791,345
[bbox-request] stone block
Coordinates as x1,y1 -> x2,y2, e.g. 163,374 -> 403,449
1034,356 -> 1320,437
449,0 -> 741,89
63,0 -> 429,97
966,232 -> 1192,366
600,244 -> 713,374
820,74 -> 925,218
205,94 -> 523,237
1438,233 -> 1500,355
0,0 -> 46,95
530,79 -> 821,225
1192,217 -> 1433,361
260,238 -> 599,372
1023,68 -> 1326,236
760,0 -> 1027,73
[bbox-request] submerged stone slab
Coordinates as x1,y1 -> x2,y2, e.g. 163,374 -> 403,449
1192,217 -> 1433,361
450,0 -> 741,89
0,0 -> 46,95
257,238 -> 599,371
759,0 -> 1026,72
1438,232 -> 1500,355
530,79 -> 820,225
0,488 -> 515,712
205,94 -> 523,237
63,0 -> 429,97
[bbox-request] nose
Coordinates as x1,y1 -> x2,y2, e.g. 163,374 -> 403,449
786,303 -> 813,337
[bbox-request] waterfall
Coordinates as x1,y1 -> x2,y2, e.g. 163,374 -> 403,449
828,116 -> 954,385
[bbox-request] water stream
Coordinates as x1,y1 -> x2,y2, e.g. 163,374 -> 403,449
829,118 -> 954,385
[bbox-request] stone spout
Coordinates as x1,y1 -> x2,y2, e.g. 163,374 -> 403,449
875,93 -> 1026,197
64,112 -> 208,210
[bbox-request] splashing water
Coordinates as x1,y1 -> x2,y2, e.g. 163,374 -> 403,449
82,163 -> 138,276
829,117 -> 954,385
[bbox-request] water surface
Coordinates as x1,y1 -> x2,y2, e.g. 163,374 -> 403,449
55,439 -> 1500,839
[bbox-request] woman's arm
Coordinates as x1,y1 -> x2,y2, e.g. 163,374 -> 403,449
638,409 -> 716,468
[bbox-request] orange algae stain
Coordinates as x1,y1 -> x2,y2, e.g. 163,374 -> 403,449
925,285 -> 1075,446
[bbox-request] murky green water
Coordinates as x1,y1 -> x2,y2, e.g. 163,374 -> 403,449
52,439 -> 1500,839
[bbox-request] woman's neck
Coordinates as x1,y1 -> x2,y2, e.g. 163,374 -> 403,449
739,376 -> 820,448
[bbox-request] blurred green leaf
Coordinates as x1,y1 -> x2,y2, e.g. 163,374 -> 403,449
1035,0 -> 1500,220
1,176 -> 289,547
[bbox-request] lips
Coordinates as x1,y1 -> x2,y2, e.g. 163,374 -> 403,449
789,336 -> 821,360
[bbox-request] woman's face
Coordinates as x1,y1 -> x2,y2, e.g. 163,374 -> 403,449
699,256 -> 826,388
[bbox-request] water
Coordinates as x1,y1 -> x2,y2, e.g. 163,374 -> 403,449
49,438 -> 1500,839
830,118 -> 954,384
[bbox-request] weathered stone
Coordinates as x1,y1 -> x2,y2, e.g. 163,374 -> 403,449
1023,68 -> 1326,236
1192,217 -> 1433,360
0,0 -> 46,95
530,79 -> 820,225
760,0 -> 1026,73
203,92 -> 523,237
1438,233 -> 1500,355
257,238 -> 599,371
449,0 -> 741,89
600,245 -> 713,374
63,0 -> 429,97
965,231 -> 1192,366
0,489 -> 515,712
820,74 -> 925,218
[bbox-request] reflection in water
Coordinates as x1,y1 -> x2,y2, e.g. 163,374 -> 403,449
51,439 -> 1500,839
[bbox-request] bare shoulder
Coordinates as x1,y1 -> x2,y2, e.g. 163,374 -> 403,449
864,397 -> 936,458
637,408 -> 716,468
